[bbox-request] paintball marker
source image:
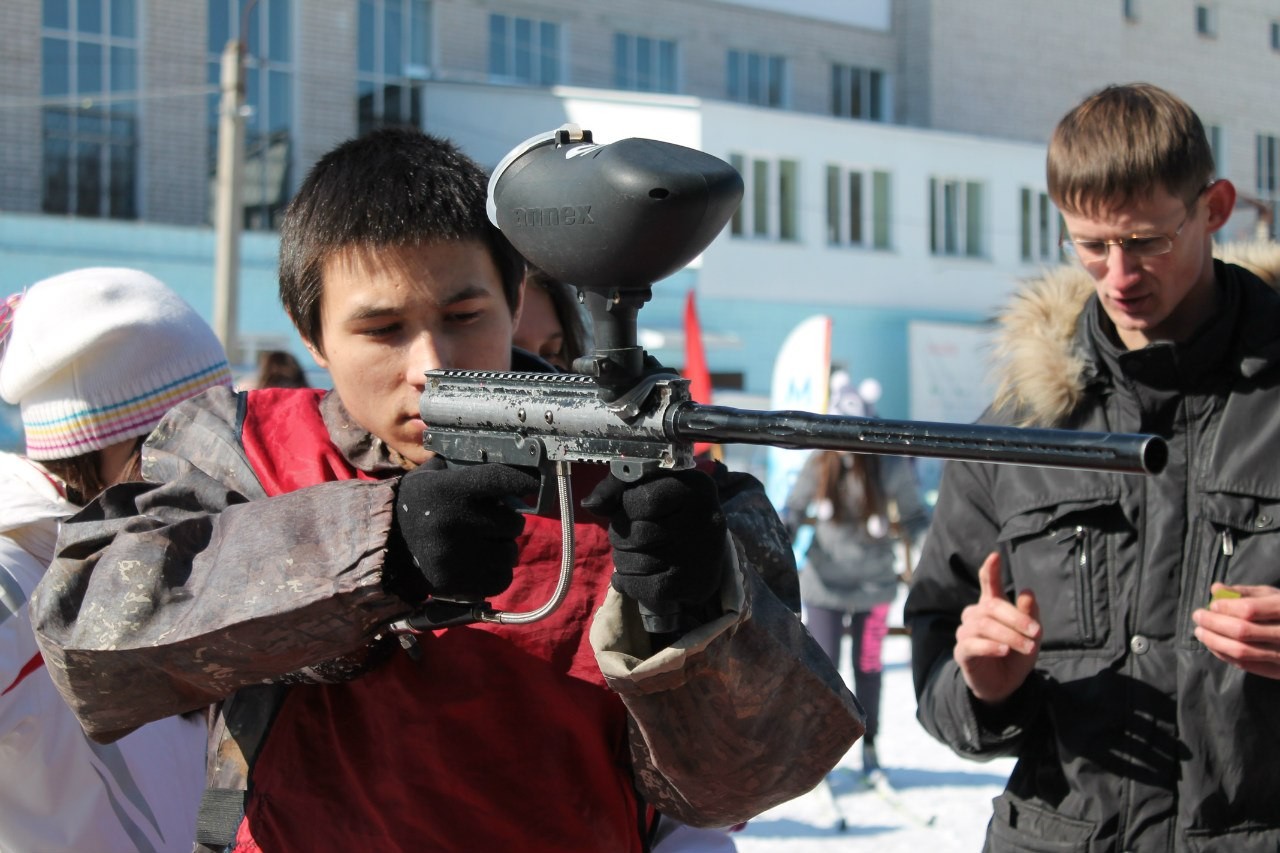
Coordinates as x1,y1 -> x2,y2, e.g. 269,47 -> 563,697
388,125 -> 1167,637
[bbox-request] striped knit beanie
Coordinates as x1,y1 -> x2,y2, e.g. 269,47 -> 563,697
0,268 -> 233,460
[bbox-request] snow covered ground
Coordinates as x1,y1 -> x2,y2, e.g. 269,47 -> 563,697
732,593 -> 1015,853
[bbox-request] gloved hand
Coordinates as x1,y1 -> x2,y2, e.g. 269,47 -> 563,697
389,463 -> 541,602
582,468 -> 728,629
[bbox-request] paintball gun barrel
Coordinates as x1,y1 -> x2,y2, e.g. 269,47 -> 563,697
423,369 -> 1165,502
392,125 -> 1167,636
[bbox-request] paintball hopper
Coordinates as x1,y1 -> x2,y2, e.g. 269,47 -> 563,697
487,124 -> 744,292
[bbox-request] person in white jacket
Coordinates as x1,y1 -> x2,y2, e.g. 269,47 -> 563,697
0,268 -> 232,853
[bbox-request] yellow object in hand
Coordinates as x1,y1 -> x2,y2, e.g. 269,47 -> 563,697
1211,588 -> 1242,602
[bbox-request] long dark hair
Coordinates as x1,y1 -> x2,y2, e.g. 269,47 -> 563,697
41,436 -> 145,506
525,267 -> 590,364
255,350 -> 309,389
812,450 -> 884,523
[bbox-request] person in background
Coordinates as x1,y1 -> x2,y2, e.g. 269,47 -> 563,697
31,128 -> 863,852
253,349 -> 310,389
0,267 -> 231,852
783,375 -> 928,780
906,82 -> 1280,851
512,266 -> 589,371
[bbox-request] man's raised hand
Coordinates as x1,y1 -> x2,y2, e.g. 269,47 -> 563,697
953,552 -> 1042,705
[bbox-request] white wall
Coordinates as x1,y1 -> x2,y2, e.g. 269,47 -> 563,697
709,0 -> 891,31
423,82 -> 704,168
697,101 -> 1052,317
420,81 -> 1057,403
425,83 -> 1054,322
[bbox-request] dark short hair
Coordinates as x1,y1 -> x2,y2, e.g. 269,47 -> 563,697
279,127 -> 525,350
1047,83 -> 1215,217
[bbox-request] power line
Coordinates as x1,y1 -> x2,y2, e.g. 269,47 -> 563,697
0,85 -> 219,110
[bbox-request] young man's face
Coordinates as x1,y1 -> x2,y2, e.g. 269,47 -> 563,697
1060,180 -> 1234,350
306,240 -> 519,464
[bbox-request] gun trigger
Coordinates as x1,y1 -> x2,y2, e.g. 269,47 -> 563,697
504,436 -> 559,516
526,468 -> 561,516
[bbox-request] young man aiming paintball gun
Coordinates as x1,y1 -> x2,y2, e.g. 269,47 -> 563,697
30,127 -> 864,852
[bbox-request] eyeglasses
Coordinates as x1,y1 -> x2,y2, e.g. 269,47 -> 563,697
1060,213 -> 1191,267
1060,182 -> 1214,268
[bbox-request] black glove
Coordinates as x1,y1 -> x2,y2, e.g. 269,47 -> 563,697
389,463 -> 541,602
581,468 -> 728,629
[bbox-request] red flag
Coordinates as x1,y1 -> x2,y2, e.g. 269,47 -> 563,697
683,289 -> 719,459
683,289 -> 712,403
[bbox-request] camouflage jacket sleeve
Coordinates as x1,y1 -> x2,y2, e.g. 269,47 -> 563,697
31,387 -> 410,742
590,468 -> 865,827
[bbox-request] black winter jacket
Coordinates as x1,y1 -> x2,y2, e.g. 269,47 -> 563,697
906,247 -> 1280,853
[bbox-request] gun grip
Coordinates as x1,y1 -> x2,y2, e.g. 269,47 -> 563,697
440,436 -> 560,516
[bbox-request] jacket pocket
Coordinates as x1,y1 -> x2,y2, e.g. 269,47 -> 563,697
997,497 -> 1120,652
1183,493 -> 1280,649
988,790 -> 1096,852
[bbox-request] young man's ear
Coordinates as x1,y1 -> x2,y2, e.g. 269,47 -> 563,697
303,336 -> 329,369
1203,179 -> 1237,235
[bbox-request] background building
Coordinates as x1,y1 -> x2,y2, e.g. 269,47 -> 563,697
2,0 -> 1277,459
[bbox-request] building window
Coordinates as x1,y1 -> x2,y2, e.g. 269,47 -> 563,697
729,153 -> 799,242
1195,4 -> 1216,36
726,50 -> 786,108
1019,188 -> 1059,263
489,13 -> 561,85
827,165 -> 891,249
1123,0 -> 1138,21
613,33 -> 677,93
930,177 -> 984,258
1258,134 -> 1279,238
1271,21 -> 1280,50
778,159 -> 798,241
41,0 -> 139,219
357,0 -> 431,136
1206,123 -> 1224,172
1258,134 -> 1278,195
207,0 -> 295,231
752,159 -> 770,235
831,64 -> 886,121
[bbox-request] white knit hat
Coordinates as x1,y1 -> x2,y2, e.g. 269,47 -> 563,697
0,268 -> 233,460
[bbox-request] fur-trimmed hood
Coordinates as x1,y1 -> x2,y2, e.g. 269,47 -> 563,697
991,241 -> 1280,426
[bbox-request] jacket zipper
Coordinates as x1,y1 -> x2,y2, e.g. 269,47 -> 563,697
1056,525 -> 1096,645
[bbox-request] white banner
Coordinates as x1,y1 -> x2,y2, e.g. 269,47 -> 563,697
907,320 -> 995,425
764,315 -> 832,511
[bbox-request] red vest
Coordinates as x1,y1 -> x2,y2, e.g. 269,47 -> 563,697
234,388 -> 641,852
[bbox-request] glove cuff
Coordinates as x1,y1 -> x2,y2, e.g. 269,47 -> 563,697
383,519 -> 432,605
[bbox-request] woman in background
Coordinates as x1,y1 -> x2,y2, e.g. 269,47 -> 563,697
513,267 -> 589,371
784,378 -> 929,779
253,349 -> 310,389
0,267 -> 231,852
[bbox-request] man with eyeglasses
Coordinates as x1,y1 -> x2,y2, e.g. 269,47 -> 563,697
907,82 -> 1280,852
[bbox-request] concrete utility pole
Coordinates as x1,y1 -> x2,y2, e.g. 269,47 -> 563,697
211,38 -> 245,363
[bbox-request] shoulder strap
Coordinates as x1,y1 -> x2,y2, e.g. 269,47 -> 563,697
194,683 -> 289,852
